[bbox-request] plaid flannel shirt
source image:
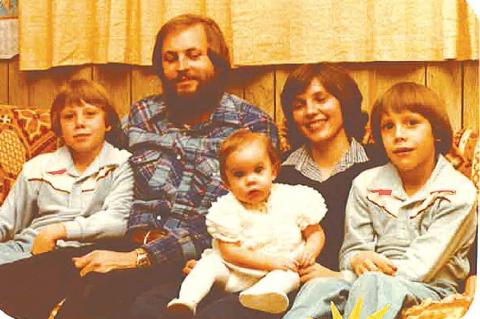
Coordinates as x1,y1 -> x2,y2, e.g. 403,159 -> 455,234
126,93 -> 278,264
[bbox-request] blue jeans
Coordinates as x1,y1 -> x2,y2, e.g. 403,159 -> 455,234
283,272 -> 453,319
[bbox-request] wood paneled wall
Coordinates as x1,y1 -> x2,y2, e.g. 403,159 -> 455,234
0,57 -> 478,132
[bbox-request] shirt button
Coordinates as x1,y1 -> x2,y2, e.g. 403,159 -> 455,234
176,154 -> 182,160
156,216 -> 162,221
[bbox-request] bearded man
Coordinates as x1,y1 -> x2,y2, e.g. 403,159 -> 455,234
0,14 -> 278,319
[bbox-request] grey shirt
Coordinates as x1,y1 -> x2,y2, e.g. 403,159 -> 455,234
0,142 -> 133,249
340,155 -> 477,290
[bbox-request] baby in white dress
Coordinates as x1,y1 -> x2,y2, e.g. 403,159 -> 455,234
167,130 -> 327,316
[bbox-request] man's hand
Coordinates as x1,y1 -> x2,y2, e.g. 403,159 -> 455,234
183,259 -> 197,275
298,263 -> 341,283
350,251 -> 397,276
32,223 -> 67,255
72,250 -> 137,277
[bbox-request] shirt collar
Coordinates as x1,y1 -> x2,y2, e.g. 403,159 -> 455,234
210,93 -> 242,126
282,138 -> 369,183
369,155 -> 452,202
49,142 -> 122,178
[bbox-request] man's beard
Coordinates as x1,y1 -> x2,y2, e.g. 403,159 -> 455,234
162,74 -> 225,124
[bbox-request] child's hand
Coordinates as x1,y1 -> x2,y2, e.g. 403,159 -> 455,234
298,263 -> 342,283
296,247 -> 317,268
350,251 -> 397,276
32,223 -> 67,255
271,256 -> 299,272
182,259 -> 197,275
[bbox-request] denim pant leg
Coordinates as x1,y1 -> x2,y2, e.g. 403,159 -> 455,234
283,277 -> 351,319
345,272 -> 447,319
0,240 -> 32,265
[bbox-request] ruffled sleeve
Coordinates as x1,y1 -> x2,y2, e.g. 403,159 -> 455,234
278,184 -> 327,230
206,193 -> 243,243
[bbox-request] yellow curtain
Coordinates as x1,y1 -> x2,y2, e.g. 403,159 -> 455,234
19,0 -> 478,70
231,0 -> 479,65
19,0 -> 232,70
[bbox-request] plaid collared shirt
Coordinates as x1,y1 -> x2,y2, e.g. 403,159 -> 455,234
126,93 -> 278,264
282,138 -> 369,183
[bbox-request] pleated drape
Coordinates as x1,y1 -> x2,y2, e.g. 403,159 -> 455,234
19,0 -> 478,70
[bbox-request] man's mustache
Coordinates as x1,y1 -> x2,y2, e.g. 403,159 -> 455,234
174,72 -> 197,82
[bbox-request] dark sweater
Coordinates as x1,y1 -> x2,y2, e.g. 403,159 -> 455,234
275,145 -> 386,271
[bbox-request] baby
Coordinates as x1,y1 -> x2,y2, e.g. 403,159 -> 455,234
167,129 -> 327,316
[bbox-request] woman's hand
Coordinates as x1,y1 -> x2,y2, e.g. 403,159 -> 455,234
72,250 -> 137,277
298,263 -> 341,283
350,251 -> 397,276
183,259 -> 197,275
31,223 -> 67,255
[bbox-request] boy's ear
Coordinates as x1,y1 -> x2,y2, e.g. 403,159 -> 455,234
104,117 -> 112,132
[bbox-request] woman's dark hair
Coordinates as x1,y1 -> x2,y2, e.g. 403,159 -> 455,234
280,63 -> 367,150
370,82 -> 452,155
152,14 -> 231,84
50,79 -> 127,149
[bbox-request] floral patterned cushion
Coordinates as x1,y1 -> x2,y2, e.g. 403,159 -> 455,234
0,105 -> 58,205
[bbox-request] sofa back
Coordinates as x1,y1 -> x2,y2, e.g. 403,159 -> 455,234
0,104 -> 478,205
0,105 -> 58,204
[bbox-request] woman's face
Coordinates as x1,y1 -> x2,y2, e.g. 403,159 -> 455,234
291,78 -> 347,146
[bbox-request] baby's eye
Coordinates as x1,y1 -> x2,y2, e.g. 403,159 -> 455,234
254,166 -> 264,173
233,171 -> 244,178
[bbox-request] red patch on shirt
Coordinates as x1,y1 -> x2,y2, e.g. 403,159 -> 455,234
430,190 -> 456,195
47,169 -> 67,175
369,189 -> 392,196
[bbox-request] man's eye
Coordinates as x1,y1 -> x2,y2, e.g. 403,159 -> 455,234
188,51 -> 202,59
163,53 -> 177,63
62,113 -> 74,120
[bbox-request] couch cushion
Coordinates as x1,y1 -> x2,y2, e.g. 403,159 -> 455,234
0,105 -> 58,204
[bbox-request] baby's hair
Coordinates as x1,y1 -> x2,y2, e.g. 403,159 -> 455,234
370,82 -> 453,155
50,79 -> 127,148
219,129 -> 280,184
